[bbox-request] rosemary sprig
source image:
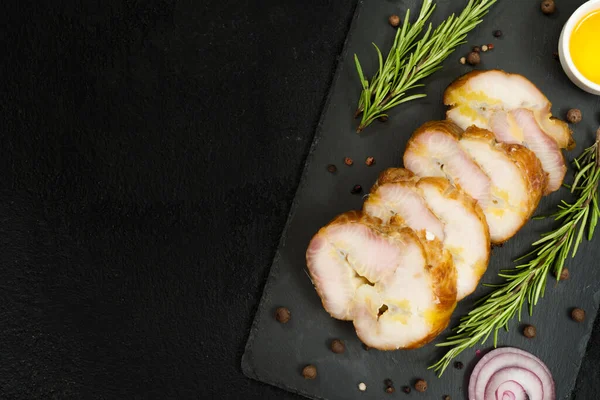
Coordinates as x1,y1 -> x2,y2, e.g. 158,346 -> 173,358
354,0 -> 497,132
429,129 -> 600,376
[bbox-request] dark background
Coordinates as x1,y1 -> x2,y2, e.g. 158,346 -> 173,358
0,0 -> 598,399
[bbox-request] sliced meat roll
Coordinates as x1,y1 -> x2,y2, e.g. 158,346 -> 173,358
459,127 -> 547,240
364,169 -> 489,300
403,121 -> 496,237
444,70 -> 572,194
404,121 -> 545,243
444,69 -> 574,149
305,211 -> 456,349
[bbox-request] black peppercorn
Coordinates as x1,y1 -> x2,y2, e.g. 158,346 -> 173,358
454,361 -> 464,370
275,307 -> 291,323
567,109 -> 582,124
541,0 -> 556,15
414,379 -> 427,392
302,365 -> 317,379
330,339 -> 345,354
493,30 -> 503,38
351,185 -> 363,194
467,51 -> 481,66
327,164 -> 337,173
402,386 -> 411,393
523,324 -> 536,338
389,14 -> 400,27
572,308 -> 586,322
554,267 -> 570,280
472,46 -> 481,53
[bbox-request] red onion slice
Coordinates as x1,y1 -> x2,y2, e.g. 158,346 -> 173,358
496,380 -> 527,400
468,347 -> 555,400
485,368 -> 542,399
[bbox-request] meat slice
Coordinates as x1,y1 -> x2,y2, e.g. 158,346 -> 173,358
444,70 -> 572,194
489,109 -> 565,194
404,121 -> 547,242
305,211 -> 456,349
364,169 -> 489,300
403,121 -> 492,204
459,127 -> 547,240
444,69 -> 574,149
364,168 -> 445,241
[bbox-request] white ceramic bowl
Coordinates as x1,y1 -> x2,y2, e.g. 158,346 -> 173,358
558,0 -> 600,95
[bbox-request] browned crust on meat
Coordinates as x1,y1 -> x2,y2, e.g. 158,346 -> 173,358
413,120 -> 463,140
404,232 -> 457,349
460,126 -> 495,141
500,143 -> 546,209
371,167 -> 417,189
324,210 -> 377,227
551,117 -> 575,149
541,115 -> 576,150
419,234 -> 457,309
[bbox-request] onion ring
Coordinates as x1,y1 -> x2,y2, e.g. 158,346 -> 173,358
468,347 -> 555,400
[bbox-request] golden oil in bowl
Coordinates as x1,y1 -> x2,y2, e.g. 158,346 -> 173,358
570,10 -> 600,85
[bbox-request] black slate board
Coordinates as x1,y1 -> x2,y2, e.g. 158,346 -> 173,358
242,1 -> 600,398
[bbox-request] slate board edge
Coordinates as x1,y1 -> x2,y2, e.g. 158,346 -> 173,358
240,0 -> 364,388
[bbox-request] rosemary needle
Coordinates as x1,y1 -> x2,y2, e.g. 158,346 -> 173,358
430,129 -> 600,376
354,0 -> 498,132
